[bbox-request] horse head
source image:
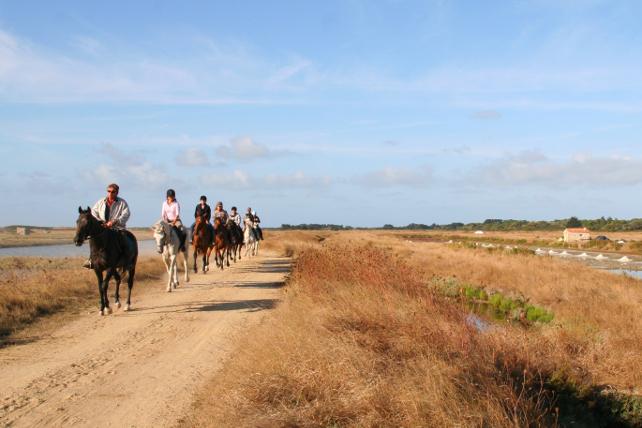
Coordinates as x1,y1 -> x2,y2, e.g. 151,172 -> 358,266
151,220 -> 168,254
74,206 -> 99,246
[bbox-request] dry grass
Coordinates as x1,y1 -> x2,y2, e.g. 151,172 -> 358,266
187,231 -> 642,427
0,256 -> 165,340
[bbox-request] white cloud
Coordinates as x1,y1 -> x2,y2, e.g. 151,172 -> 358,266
200,170 -> 330,191
263,171 -> 332,188
176,147 -> 210,167
353,166 -> 433,188
84,144 -> 173,189
468,151 -> 642,188
215,137 -> 271,160
201,170 -> 251,190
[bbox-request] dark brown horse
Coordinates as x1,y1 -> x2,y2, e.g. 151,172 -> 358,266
74,207 -> 138,315
225,218 -> 243,263
192,214 -> 213,273
213,217 -> 230,269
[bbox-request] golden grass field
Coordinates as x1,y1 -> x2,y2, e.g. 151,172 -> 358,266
187,230 -> 642,427
0,256 -> 165,342
2,229 -> 641,426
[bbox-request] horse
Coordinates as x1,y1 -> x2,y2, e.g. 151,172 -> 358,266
225,218 -> 243,263
192,214 -> 213,273
74,207 -> 138,315
243,217 -> 259,257
152,220 -> 190,291
213,217 -> 230,269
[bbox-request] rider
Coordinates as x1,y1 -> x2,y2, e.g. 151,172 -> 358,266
161,189 -> 187,250
229,206 -> 241,227
83,183 -> 130,268
213,201 -> 228,223
244,207 -> 258,240
253,210 -> 264,240
190,195 -> 213,244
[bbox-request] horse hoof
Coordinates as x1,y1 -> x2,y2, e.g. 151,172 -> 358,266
116,302 -> 121,309
99,310 -> 104,316
124,304 -> 131,312
167,287 -> 171,292
106,307 -> 113,315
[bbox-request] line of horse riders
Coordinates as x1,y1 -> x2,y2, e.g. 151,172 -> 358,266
73,183 -> 264,315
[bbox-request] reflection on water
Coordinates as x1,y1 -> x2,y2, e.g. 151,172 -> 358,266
605,269 -> 642,280
0,240 -> 157,258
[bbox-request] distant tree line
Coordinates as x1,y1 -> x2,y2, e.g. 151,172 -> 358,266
382,217 -> 642,232
280,218 -> 642,232
281,224 -> 354,231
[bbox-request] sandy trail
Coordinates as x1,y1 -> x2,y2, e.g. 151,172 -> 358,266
0,252 -> 289,427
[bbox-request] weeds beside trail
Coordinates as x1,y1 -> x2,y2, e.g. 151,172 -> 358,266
188,235 -> 641,427
0,256 -> 165,341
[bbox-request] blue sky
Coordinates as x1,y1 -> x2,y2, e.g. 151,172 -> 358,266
1,0 -> 642,227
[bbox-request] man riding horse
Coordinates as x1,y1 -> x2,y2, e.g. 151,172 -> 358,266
83,183 -> 131,269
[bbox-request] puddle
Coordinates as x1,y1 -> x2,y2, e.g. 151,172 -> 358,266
604,269 -> 642,280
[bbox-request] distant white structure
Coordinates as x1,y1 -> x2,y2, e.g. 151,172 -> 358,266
474,230 -> 484,235
16,227 -> 30,236
563,227 -> 591,243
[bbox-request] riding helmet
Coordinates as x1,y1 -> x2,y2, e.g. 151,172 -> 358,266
166,188 -> 176,198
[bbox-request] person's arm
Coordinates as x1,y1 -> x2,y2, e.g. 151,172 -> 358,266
112,200 -> 130,228
91,199 -> 103,221
173,202 -> 181,225
161,202 -> 168,222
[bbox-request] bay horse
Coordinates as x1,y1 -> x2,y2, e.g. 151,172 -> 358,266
152,220 -> 190,291
74,207 -> 138,315
213,217 -> 230,269
192,214 -> 213,273
225,218 -> 243,263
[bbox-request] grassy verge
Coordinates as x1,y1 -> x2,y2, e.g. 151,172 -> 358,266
0,256 -> 165,341
186,237 -> 642,427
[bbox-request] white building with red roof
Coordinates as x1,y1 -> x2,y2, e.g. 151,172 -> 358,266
563,227 -> 591,243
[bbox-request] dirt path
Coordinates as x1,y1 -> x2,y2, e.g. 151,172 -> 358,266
0,252 -> 289,427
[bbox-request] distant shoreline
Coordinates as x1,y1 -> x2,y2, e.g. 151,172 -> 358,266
0,227 -> 152,249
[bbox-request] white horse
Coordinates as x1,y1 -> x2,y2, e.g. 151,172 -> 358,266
243,218 -> 259,257
152,220 -> 189,292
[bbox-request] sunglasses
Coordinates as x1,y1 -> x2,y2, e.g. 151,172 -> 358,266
107,190 -> 117,193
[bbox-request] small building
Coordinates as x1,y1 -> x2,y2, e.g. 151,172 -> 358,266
563,227 -> 591,243
16,227 -> 31,236
474,230 -> 484,235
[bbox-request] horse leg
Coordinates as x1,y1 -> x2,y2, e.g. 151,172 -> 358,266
124,266 -> 135,311
167,254 -> 175,292
94,269 -> 106,315
183,249 -> 190,283
114,270 -> 122,309
193,247 -> 198,273
103,270 -> 113,315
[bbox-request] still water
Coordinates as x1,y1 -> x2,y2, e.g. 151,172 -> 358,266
0,240 -> 158,258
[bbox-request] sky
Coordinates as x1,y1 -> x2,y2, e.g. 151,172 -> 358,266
1,0 -> 642,227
